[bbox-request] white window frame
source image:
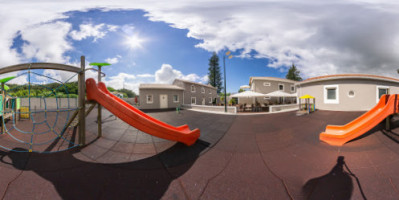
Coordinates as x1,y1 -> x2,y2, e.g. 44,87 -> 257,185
173,94 -> 179,103
209,97 -> 212,103
191,97 -> 196,104
263,82 -> 271,86
201,87 -> 205,93
191,85 -> 196,93
291,85 -> 295,92
278,83 -> 284,91
209,89 -> 212,94
146,94 -> 153,104
376,86 -> 389,103
324,85 -> 339,104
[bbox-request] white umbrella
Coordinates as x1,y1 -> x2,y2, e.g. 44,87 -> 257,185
240,85 -> 250,89
265,91 -> 297,104
265,90 -> 297,97
231,90 -> 266,105
231,90 -> 266,97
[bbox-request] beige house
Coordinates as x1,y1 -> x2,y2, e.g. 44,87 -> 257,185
296,74 -> 399,111
245,77 -> 297,104
173,79 -> 218,106
139,84 -> 184,110
139,79 -> 217,109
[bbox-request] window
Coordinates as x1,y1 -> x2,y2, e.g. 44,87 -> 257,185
191,85 -> 196,92
201,87 -> 205,93
376,86 -> 389,103
291,85 -> 295,92
324,85 -> 339,104
146,95 -> 153,104
209,89 -> 212,94
327,89 -> 336,99
191,97 -> 196,104
264,96 -> 271,100
209,97 -> 212,103
278,84 -> 284,91
263,82 -> 271,86
348,90 -> 355,98
173,95 -> 179,102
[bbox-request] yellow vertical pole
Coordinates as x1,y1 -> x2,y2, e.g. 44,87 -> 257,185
97,66 -> 102,138
78,56 -> 86,145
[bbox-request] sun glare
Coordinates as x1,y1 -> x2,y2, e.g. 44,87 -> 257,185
125,35 -> 145,49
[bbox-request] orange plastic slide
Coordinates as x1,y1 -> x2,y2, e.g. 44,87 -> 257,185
320,94 -> 398,146
86,78 -> 200,146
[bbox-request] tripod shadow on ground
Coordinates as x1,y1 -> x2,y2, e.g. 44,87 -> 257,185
302,156 -> 360,200
0,140 -> 209,200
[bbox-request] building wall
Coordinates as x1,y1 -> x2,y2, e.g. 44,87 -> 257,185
138,89 -> 183,109
173,80 -> 217,105
247,79 -> 296,105
252,79 -> 297,94
297,79 -> 399,111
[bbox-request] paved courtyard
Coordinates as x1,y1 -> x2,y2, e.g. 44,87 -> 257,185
0,108 -> 399,199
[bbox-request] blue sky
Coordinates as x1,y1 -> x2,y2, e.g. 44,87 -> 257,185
2,1 -> 399,94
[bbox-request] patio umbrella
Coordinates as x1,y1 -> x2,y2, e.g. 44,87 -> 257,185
265,91 -> 297,104
231,90 -> 265,97
239,85 -> 250,90
230,90 -> 266,104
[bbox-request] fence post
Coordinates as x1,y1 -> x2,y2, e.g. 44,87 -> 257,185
78,56 -> 86,145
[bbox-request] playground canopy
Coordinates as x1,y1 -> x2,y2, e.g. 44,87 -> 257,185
300,94 -> 315,99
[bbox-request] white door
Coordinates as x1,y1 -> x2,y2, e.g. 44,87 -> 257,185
202,98 -> 205,105
160,94 -> 168,109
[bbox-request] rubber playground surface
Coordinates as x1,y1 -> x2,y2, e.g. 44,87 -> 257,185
1,109 -> 399,199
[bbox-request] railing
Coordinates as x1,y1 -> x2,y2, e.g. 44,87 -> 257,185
182,104 -> 237,114
269,104 -> 299,113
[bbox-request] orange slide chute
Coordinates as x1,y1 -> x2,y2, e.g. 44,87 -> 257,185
86,78 -> 200,146
320,94 -> 399,146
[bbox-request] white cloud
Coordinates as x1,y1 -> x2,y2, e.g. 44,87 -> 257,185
21,21 -> 72,63
137,73 -> 154,78
105,55 -> 121,64
154,63 -> 208,84
155,64 -> 183,84
3,0 -> 399,80
69,23 -> 117,41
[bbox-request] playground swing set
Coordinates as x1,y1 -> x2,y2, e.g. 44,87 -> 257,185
0,56 -> 200,153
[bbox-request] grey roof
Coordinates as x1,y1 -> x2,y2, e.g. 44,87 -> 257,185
249,77 -> 298,84
297,74 -> 399,85
139,84 -> 184,90
173,79 -> 217,89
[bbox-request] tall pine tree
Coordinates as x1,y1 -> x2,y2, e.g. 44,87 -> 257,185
286,63 -> 303,81
208,52 -> 223,93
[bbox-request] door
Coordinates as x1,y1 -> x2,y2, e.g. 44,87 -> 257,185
160,94 -> 168,109
202,98 -> 205,105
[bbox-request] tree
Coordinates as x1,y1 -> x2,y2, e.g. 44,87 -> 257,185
286,63 -> 303,81
207,52 -> 223,93
238,88 -> 244,93
107,87 -> 116,92
117,88 -> 136,98
219,92 -> 230,103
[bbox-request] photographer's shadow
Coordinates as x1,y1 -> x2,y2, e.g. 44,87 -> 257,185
0,140 -> 209,200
